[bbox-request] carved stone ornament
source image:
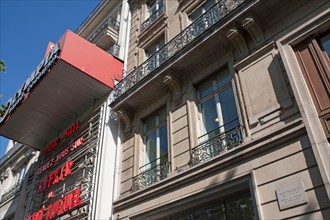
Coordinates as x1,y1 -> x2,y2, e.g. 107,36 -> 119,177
163,74 -> 182,106
242,13 -> 264,46
226,25 -> 248,56
117,108 -> 132,134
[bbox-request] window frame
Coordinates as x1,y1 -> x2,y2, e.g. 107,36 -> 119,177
197,69 -> 240,143
146,0 -> 163,19
188,0 -> 217,22
141,107 -> 169,172
294,32 -> 330,140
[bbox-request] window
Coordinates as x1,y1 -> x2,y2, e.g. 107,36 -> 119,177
142,108 -> 168,172
294,32 -> 330,140
13,163 -> 26,184
319,34 -> 330,58
189,0 -> 216,22
198,70 -> 239,142
170,191 -> 255,220
146,0 -> 163,19
131,108 -> 169,191
145,38 -> 165,59
141,0 -> 165,31
145,37 -> 165,72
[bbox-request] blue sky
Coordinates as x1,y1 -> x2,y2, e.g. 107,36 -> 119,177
0,0 -> 100,158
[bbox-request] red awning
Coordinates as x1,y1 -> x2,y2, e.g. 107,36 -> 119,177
0,30 -> 123,149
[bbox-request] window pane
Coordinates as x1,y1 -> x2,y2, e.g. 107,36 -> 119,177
216,71 -> 231,89
146,38 -> 165,58
189,0 -> 216,21
145,115 -> 156,132
147,0 -> 156,9
199,80 -> 214,99
190,7 -> 203,21
218,87 -> 238,130
145,132 -> 157,168
159,125 -> 168,162
225,193 -> 255,220
204,0 -> 216,11
159,108 -> 167,124
201,97 -> 218,135
320,33 -> 330,58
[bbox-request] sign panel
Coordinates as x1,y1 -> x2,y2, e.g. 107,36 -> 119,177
276,181 -> 308,210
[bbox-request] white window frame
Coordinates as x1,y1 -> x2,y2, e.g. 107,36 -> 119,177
141,108 -> 168,172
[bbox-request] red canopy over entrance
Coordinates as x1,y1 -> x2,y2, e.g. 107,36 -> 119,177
0,30 -> 123,149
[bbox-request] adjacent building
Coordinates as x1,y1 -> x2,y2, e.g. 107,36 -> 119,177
0,0 -> 130,219
109,0 -> 330,219
0,141 -> 39,220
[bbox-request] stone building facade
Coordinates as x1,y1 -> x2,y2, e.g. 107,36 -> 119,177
109,0 -> 330,219
0,141 -> 39,220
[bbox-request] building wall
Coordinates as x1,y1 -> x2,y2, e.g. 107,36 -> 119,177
112,0 -> 330,219
0,143 -> 39,220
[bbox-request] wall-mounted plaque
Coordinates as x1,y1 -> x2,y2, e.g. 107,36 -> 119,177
276,181 -> 308,210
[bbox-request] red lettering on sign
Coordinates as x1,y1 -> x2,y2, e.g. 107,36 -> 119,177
62,121 -> 80,139
71,137 -> 84,151
38,135 -> 83,176
38,160 -> 74,193
44,138 -> 59,155
44,188 -> 82,220
48,191 -> 54,199
24,208 -> 45,220
44,121 -> 80,156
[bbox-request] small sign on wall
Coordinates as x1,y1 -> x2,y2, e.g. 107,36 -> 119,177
276,181 -> 308,210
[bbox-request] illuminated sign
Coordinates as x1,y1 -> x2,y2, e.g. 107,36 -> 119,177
37,136 -> 84,175
24,188 -> 82,220
44,121 -> 80,155
0,43 -> 61,125
38,160 -> 74,193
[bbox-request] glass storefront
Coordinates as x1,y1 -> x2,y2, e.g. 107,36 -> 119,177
171,192 -> 255,220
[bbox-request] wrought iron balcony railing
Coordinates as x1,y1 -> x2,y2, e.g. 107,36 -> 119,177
141,3 -> 166,32
110,0 -> 246,103
131,156 -> 170,192
190,124 -> 243,166
0,179 -> 24,204
88,16 -> 120,42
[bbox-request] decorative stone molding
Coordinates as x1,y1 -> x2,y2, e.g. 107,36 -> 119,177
226,25 -> 248,57
242,13 -> 264,46
0,169 -> 9,181
163,74 -> 182,107
117,108 -> 132,134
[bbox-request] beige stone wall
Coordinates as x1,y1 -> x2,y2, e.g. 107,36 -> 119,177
114,0 -> 330,219
115,130 -> 330,219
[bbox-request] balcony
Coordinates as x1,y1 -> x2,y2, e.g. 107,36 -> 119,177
131,156 -> 170,192
110,0 -> 246,105
0,180 -> 24,204
141,3 -> 166,32
88,16 -> 120,50
190,124 -> 243,167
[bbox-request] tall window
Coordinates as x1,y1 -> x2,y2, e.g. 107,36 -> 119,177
294,32 -> 330,140
145,38 -> 165,59
12,163 -> 26,186
145,37 -> 165,71
189,0 -> 216,21
146,0 -> 163,18
198,70 -> 239,142
142,108 -> 168,171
